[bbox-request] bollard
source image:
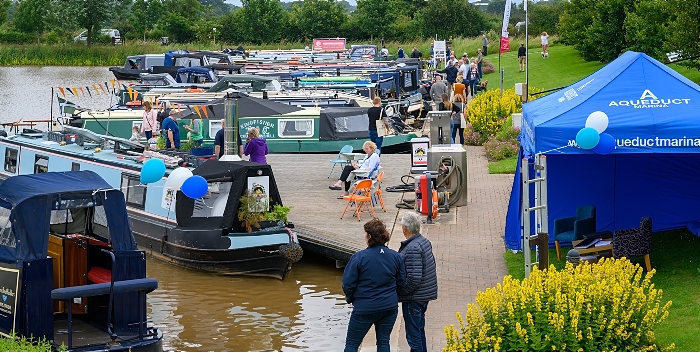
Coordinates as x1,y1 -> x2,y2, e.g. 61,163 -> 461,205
566,249 -> 581,267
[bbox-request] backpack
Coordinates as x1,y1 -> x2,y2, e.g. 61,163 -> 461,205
156,108 -> 170,124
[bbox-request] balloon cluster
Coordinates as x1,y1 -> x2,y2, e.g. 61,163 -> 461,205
575,111 -> 615,155
140,159 -> 209,199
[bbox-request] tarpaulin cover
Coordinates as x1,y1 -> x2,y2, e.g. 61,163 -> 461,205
319,107 -> 369,141
0,171 -> 137,263
505,51 -> 700,250
175,160 -> 283,233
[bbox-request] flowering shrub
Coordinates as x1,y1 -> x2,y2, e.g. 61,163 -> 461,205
484,125 -> 520,161
482,60 -> 495,75
445,258 -> 674,352
466,88 -> 522,144
462,123 -> 483,146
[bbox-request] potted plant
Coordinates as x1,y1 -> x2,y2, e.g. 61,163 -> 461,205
237,191 -> 292,232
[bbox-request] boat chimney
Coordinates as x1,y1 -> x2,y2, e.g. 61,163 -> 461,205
262,90 -> 268,99
221,95 -> 241,160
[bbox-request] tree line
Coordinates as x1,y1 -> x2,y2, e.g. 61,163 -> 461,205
0,0 -> 697,68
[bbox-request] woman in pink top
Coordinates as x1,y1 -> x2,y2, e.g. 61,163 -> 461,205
140,101 -> 158,140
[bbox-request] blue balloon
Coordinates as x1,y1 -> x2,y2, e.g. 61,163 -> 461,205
181,175 -> 209,199
593,133 -> 615,155
576,127 -> 600,149
140,158 -> 166,184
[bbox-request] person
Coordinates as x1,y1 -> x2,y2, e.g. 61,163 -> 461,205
429,43 -> 434,57
184,118 -> 203,146
366,97 -> 387,153
397,212 -> 438,352
482,34 -> 489,56
439,94 -> 461,144
380,45 -> 389,57
397,46 -> 405,59
447,53 -> 457,67
140,101 -> 158,140
430,75 -> 448,104
541,32 -> 549,57
304,44 -> 310,51
214,120 -> 243,158
467,63 -> 480,98
437,62 -> 458,98
244,127 -> 268,164
427,55 -> 437,69
453,76 -> 466,105
461,53 -> 470,66
342,218 -> 406,352
476,49 -> 484,79
452,94 -> 465,145
161,113 -> 180,150
518,43 -> 527,72
329,141 -> 380,198
129,126 -> 140,142
458,60 -> 470,97
410,46 -> 422,59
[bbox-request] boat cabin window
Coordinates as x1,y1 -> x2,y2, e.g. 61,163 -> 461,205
4,147 -> 18,173
72,162 -> 80,171
120,174 -> 147,209
0,207 -> 14,248
192,182 -> 231,218
278,119 -> 313,138
333,113 -> 367,133
34,155 -> 49,173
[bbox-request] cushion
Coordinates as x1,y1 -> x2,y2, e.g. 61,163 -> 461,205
88,266 -> 112,284
555,230 -> 576,242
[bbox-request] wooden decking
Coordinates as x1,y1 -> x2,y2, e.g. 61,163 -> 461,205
268,152 -> 459,263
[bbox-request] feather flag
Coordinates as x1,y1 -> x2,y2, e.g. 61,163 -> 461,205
59,87 -> 66,97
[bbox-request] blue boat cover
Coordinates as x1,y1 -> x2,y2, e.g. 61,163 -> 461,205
505,51 -> 700,250
0,171 -> 137,263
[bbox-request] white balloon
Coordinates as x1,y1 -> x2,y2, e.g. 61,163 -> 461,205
585,111 -> 609,133
164,167 -> 193,190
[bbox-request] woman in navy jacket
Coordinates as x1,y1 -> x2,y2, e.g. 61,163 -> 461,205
342,219 -> 406,352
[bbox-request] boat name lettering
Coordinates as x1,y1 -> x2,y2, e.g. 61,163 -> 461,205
0,287 -> 15,297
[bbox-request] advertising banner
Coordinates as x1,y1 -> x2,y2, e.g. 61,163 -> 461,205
500,0 -> 512,54
0,263 -> 20,336
313,38 -> 346,52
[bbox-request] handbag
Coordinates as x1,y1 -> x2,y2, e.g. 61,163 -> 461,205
375,109 -> 391,137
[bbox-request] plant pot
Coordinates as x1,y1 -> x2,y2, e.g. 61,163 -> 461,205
255,220 -> 283,230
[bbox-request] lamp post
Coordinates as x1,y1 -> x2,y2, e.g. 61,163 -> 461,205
524,0 -> 529,102
213,27 -> 217,46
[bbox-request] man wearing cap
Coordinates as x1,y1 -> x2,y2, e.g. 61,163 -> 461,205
398,212 -> 438,352
162,113 -> 181,150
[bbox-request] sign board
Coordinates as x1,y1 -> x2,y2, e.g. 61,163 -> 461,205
411,137 -> 429,173
0,263 -> 20,336
313,38 -> 346,52
247,176 -> 270,212
433,40 -> 446,60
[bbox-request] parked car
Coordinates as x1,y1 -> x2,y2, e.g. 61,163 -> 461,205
74,29 -> 121,45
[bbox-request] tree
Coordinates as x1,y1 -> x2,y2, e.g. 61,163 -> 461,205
665,0 -> 700,69
528,1 -> 564,36
237,0 -> 287,44
288,0 -> 347,41
0,0 -> 10,25
68,0 -> 115,45
415,0 -> 487,39
14,0 -> 50,39
159,12 -> 196,43
355,0 -> 395,39
623,0 -> 669,61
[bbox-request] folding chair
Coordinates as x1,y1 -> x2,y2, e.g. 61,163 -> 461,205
371,171 -> 386,212
340,179 -> 375,221
328,145 -> 354,178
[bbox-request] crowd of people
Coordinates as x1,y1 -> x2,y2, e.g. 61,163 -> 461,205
342,213 -> 438,352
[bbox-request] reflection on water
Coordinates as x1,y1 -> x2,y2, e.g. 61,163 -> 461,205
147,258 -> 351,351
0,66 -> 354,350
0,66 -> 116,125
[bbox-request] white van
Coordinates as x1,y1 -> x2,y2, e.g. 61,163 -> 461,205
74,29 -> 121,44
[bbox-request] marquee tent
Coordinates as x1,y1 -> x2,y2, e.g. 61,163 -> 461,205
504,51 -> 700,250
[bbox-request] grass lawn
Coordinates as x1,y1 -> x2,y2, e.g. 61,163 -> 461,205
487,156 -> 517,174
504,229 -> 700,350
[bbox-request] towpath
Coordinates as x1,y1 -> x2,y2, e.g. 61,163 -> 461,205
267,146 -> 511,351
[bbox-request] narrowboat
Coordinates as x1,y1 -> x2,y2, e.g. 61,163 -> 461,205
0,170 -> 163,351
0,126 -> 303,280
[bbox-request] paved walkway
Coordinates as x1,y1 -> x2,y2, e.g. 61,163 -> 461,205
268,146 -> 512,351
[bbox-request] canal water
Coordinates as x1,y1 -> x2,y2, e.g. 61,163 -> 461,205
0,66 -> 353,351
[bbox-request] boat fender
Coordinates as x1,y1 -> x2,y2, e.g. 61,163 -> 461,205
60,141 -> 67,146
185,88 -> 205,93
94,147 -> 102,153
279,243 -> 303,263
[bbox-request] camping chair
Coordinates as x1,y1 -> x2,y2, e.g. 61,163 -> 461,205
371,171 -> 386,212
340,179 -> 375,221
328,145 -> 354,178
553,205 -> 596,260
613,217 -> 652,271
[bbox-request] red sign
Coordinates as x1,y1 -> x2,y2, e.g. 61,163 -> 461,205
499,36 -> 510,54
313,38 -> 346,52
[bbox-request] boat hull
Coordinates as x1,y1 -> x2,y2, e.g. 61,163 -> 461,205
128,212 -> 293,280
109,67 -> 149,81
68,329 -> 163,352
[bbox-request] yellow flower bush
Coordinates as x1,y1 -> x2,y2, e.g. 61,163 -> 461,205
444,258 -> 674,352
465,88 -> 540,145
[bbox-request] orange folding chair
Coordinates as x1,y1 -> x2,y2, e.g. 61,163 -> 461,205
340,179 -> 375,221
371,171 -> 386,212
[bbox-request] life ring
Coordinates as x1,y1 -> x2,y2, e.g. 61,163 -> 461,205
126,100 -> 142,107
185,88 -> 205,93
291,56 -> 301,60
287,61 -> 299,65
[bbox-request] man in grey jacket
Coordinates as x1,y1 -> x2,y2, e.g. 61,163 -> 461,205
398,212 -> 438,352
430,75 -> 448,106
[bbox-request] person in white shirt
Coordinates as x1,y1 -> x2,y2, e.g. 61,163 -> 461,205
329,141 -> 380,198
541,32 -> 549,57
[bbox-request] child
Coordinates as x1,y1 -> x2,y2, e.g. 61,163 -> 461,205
129,126 -> 140,142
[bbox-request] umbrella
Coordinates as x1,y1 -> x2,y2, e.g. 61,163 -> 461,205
171,93 -> 305,119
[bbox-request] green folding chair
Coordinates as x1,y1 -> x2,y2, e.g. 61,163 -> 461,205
328,145 -> 354,178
